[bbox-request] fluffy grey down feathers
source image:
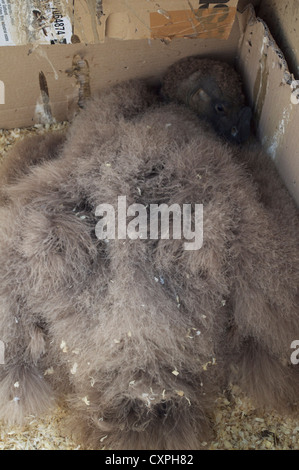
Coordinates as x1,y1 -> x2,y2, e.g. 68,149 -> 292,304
0,61 -> 298,450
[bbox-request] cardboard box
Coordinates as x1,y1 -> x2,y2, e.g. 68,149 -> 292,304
0,1 -> 239,45
237,5 -> 299,205
0,0 -> 239,129
0,0 -> 298,204
258,0 -> 299,80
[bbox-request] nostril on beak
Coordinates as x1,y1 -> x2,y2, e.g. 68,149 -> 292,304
231,126 -> 238,137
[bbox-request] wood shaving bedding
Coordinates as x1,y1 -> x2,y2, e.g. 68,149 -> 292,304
0,385 -> 299,450
0,124 -> 299,451
0,122 -> 69,157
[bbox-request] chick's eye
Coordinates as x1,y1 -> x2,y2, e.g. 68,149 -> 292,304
215,104 -> 225,114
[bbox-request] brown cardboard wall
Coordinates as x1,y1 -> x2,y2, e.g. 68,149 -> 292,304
258,0 -> 299,79
237,6 -> 299,206
0,20 -> 241,129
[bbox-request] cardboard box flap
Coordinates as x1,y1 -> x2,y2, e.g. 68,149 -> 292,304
237,5 -> 299,205
0,1 -> 238,46
0,0 -> 104,45
0,0 -> 73,46
103,0 -> 238,41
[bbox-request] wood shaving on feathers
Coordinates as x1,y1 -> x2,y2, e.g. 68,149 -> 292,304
1,124 -> 299,450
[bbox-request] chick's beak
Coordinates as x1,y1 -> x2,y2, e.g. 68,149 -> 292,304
232,106 -> 252,143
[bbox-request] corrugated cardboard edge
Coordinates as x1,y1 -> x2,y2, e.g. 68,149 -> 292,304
237,4 -> 299,206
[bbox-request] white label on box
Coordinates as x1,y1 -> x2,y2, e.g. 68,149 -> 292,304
0,0 -> 73,46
